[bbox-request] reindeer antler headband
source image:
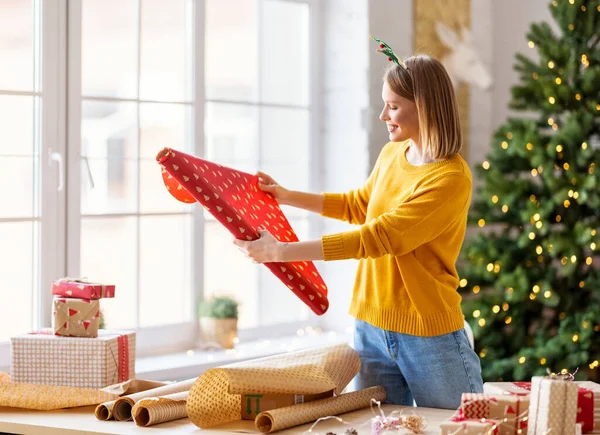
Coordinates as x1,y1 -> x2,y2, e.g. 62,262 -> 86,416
370,35 -> 407,69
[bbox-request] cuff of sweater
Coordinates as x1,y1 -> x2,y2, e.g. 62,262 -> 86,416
321,230 -> 361,261
321,193 -> 345,220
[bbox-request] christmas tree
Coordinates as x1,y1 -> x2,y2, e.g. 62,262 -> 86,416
458,0 -> 600,382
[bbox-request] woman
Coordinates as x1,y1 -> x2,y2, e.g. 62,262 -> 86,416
234,48 -> 483,409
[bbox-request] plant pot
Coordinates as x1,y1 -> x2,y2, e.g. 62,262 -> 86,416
199,317 -> 238,349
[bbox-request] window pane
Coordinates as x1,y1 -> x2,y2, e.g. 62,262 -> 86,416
82,0 -> 138,98
260,107 -> 309,164
258,219 -> 310,326
0,95 -> 34,156
140,159 -> 190,213
0,222 -> 36,340
259,107 -> 310,215
140,103 -> 191,159
205,0 -> 257,101
140,0 -> 190,101
260,0 -> 309,106
139,215 -> 192,327
0,157 -> 36,218
205,102 -> 258,166
204,221 -> 259,329
80,217 -> 137,330
82,101 -> 137,159
0,0 -> 33,91
81,158 -> 138,215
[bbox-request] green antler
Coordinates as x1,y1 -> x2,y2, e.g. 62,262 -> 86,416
370,35 -> 406,68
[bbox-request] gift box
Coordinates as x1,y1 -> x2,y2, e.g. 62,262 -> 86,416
11,329 -> 135,389
440,417 -> 504,434
52,297 -> 100,338
241,389 -> 334,420
156,148 -> 329,316
52,278 -> 115,299
484,380 -> 600,433
461,393 -> 528,434
528,376 -> 578,435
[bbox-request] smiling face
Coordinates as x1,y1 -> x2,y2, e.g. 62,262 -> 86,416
379,81 -> 419,143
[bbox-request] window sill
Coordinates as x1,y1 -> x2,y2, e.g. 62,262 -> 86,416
136,330 -> 353,382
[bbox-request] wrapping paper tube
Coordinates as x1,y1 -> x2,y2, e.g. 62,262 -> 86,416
255,386 -> 387,433
131,391 -> 189,427
94,379 -> 169,420
110,378 -> 197,421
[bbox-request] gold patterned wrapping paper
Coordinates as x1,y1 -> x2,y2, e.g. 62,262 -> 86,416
0,378 -> 166,411
186,344 -> 361,429
0,383 -> 118,410
131,391 -> 189,427
255,386 -> 386,433
108,377 -> 198,421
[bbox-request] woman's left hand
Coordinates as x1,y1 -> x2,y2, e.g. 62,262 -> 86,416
234,229 -> 284,264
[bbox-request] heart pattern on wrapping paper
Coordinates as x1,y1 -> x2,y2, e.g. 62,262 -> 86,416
157,147 -> 329,316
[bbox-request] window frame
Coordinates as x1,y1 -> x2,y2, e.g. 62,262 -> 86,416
0,0 -> 67,371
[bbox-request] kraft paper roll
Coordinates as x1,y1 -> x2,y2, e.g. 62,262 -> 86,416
255,386 -> 387,433
111,378 -> 197,421
186,344 -> 361,429
131,391 -> 189,427
94,379 -> 169,420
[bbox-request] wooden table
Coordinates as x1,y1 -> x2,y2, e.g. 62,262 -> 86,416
0,405 -> 454,434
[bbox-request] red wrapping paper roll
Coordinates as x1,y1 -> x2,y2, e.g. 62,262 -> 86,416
156,148 -> 329,316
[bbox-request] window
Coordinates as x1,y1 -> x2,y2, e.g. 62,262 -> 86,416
203,0 -> 316,329
0,0 -> 319,366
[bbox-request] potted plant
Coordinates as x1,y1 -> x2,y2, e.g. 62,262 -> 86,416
198,296 -> 239,349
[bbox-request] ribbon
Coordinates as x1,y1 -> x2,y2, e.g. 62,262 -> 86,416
117,334 -> 129,383
369,398 -> 427,434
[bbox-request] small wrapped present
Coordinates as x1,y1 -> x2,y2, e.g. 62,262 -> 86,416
52,278 -> 115,299
52,297 -> 100,338
485,380 -> 600,433
461,393 -> 528,434
440,417 -> 504,434
528,376 -> 578,435
11,329 -> 135,389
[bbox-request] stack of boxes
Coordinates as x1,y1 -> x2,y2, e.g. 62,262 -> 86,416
440,376 -> 600,434
10,278 -> 136,389
50,278 -> 115,338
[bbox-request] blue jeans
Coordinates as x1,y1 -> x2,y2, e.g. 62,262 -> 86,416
353,319 -> 483,409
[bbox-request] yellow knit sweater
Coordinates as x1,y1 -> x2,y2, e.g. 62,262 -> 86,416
321,140 -> 472,336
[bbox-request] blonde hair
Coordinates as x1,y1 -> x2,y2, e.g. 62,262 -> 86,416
384,54 -> 462,160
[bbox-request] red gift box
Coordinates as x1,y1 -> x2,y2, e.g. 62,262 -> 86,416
156,148 -> 329,316
51,278 -> 115,299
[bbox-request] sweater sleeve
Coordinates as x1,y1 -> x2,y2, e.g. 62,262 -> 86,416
321,143 -> 389,225
321,174 -> 471,261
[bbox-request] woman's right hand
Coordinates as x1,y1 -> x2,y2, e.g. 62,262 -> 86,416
256,171 -> 290,203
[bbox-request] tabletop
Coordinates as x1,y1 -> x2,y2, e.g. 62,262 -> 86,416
0,404 -> 455,435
